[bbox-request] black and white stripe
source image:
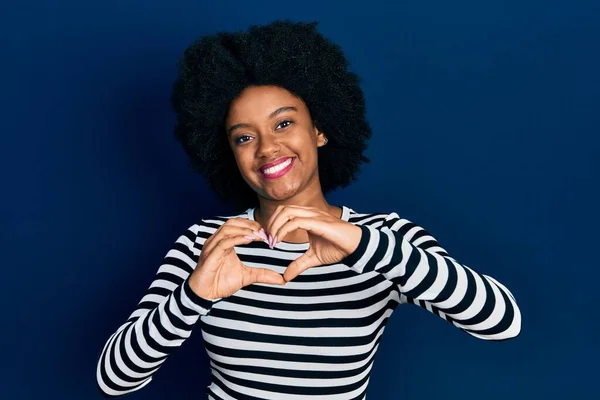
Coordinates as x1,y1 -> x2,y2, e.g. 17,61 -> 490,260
97,206 -> 521,398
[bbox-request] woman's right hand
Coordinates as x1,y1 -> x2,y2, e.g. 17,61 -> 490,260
188,218 -> 285,300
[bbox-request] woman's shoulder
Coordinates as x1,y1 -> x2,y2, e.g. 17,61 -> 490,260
345,206 -> 434,238
184,208 -> 254,232
345,206 -> 403,227
346,206 -> 444,251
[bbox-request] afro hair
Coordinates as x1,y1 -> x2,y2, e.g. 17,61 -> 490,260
171,20 -> 372,211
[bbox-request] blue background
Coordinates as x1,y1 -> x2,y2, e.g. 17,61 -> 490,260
2,0 -> 598,399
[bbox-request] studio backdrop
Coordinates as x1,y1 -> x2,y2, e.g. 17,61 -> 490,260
1,0 -> 598,399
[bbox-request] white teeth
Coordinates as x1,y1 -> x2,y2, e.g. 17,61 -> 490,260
263,158 -> 292,175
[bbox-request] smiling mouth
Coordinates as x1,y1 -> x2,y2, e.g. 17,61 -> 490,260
259,157 -> 295,179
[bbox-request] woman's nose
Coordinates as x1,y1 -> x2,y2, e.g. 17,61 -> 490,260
256,134 -> 280,158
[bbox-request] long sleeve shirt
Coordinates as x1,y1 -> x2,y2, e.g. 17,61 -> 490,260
97,206 -> 521,399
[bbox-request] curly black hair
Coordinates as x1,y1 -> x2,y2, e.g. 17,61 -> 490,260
171,20 -> 372,211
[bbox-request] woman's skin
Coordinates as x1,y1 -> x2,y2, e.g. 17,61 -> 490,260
188,85 -> 362,300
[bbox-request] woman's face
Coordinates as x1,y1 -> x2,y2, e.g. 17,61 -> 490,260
226,85 -> 327,203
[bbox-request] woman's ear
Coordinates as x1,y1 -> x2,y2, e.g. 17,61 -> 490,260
317,133 -> 328,147
315,127 -> 328,147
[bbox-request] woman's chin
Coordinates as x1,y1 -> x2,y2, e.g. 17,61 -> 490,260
260,183 -> 301,202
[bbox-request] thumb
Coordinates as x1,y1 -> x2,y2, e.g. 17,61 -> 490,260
283,252 -> 320,282
246,267 -> 286,286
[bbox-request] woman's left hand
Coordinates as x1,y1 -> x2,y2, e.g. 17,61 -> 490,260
266,205 -> 363,281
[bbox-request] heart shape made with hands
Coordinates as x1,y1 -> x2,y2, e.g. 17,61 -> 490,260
188,205 -> 363,300
259,205 -> 363,282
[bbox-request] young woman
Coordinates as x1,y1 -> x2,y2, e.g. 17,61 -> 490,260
97,20 -> 521,399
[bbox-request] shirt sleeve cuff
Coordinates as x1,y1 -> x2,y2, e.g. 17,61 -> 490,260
340,224 -> 374,273
181,278 -> 220,315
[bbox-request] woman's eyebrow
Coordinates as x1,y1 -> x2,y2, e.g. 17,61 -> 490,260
269,106 -> 297,119
228,123 -> 251,136
228,106 -> 298,136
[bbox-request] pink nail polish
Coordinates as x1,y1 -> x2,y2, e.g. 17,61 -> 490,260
244,235 -> 255,240
258,229 -> 268,241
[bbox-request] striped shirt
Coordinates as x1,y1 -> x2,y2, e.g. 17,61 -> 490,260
96,206 -> 521,399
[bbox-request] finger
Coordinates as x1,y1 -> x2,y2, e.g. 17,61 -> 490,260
265,205 -> 287,235
244,266 -> 286,286
275,217 -> 328,245
268,207 -> 321,242
199,234 -> 254,270
227,218 -> 269,243
265,205 -> 313,235
283,253 -> 320,282
203,223 -> 263,254
209,235 -> 254,256
219,225 -> 263,240
223,217 -> 263,232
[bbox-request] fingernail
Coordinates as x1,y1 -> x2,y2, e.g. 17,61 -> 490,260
244,235 -> 255,240
258,229 -> 268,241
273,235 -> 278,245
268,235 -> 274,249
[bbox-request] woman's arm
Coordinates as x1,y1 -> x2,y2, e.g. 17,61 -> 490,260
343,213 -> 521,341
96,225 -> 216,397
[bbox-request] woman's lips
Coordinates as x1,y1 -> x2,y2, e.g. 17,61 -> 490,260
259,157 -> 295,179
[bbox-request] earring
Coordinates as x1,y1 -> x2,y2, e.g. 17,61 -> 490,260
323,138 -> 328,145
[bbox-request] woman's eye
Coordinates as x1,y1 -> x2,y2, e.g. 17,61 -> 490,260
234,135 -> 252,145
276,120 -> 293,130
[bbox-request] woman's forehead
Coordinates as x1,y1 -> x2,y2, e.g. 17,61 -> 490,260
227,85 -> 309,122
